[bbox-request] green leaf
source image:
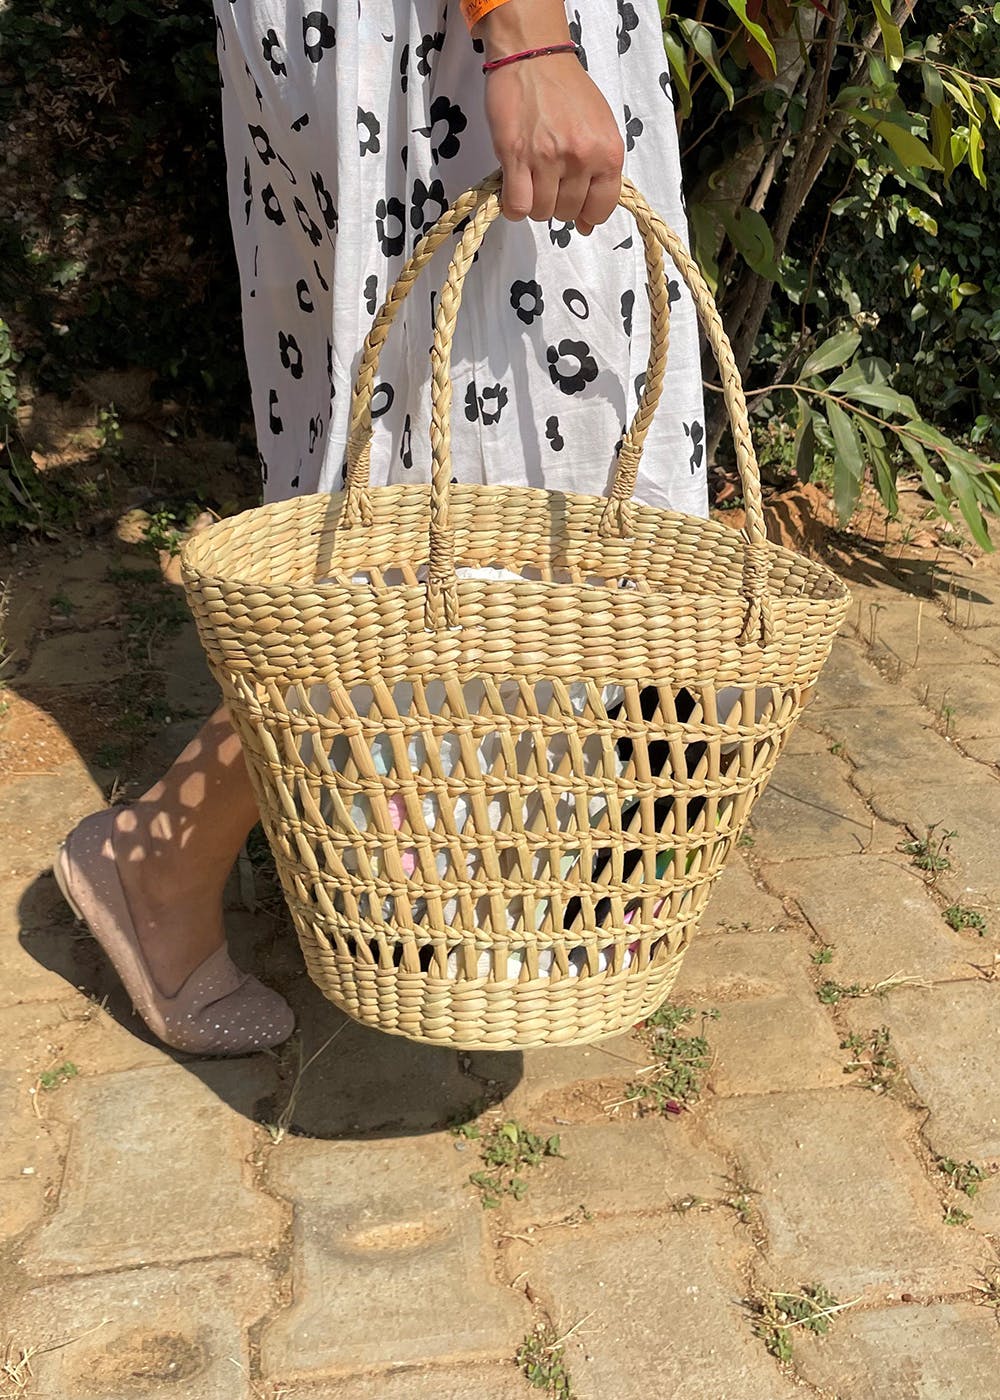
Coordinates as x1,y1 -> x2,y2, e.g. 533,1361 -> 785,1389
929,101 -> 952,169
678,18 -> 734,108
871,0 -> 903,70
905,204 -> 938,236
800,330 -> 861,378
499,1122 -> 519,1143
687,201 -> 719,294
921,62 -> 945,108
968,122 -> 985,185
855,112 -> 943,170
858,416 -> 898,518
662,29 -> 692,119
793,393 -> 816,484
948,461 -> 993,551
718,205 -> 781,281
827,361 -> 919,419
984,85 -> 1000,130
942,74 -> 985,122
725,0 -> 777,70
826,400 -> 866,523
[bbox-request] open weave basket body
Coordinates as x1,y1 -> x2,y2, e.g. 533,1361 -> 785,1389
182,175 -> 850,1049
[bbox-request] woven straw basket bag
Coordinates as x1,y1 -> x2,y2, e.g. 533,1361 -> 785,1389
181,173 -> 850,1051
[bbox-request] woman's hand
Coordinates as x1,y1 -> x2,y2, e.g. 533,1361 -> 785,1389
477,0 -> 624,235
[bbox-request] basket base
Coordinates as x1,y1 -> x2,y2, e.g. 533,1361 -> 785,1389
296,929 -> 689,1050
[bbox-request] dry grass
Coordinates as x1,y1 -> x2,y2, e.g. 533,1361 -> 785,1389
1,1340 -> 36,1399
1,1324 -> 107,1399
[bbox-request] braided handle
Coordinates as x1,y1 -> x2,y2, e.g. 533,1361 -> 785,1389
345,173 -> 670,526
345,171 -> 772,645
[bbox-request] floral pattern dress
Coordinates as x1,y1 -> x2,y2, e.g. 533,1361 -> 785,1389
212,0 -> 708,517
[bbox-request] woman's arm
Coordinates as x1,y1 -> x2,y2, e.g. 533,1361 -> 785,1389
475,0 -> 625,235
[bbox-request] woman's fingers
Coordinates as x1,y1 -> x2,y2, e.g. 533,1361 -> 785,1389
500,158 -> 534,222
529,167 -> 560,223
553,171 -> 592,226
579,168 -> 622,231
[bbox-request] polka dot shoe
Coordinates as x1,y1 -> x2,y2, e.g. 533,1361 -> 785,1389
54,809 -> 295,1055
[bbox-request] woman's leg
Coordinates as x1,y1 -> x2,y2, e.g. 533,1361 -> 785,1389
111,705 -> 261,996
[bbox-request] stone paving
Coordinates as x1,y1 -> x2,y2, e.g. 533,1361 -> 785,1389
2,532 -> 1000,1400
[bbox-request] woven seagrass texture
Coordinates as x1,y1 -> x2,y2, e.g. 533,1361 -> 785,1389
182,174 -> 851,1050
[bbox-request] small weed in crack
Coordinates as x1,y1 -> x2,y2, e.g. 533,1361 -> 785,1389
840,1027 -> 899,1092
459,1120 -> 564,1209
612,1005 -> 719,1116
37,1061 -> 78,1091
750,1283 -> 849,1363
938,1157 -> 987,1199
902,824 -> 955,878
944,904 -> 989,936
516,1323 -> 578,1397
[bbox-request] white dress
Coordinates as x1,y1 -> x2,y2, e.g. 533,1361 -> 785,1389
212,0 -> 708,517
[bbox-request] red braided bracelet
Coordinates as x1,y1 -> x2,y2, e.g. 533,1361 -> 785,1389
482,42 -> 584,74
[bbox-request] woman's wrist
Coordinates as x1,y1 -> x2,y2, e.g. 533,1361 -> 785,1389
474,0 -> 572,64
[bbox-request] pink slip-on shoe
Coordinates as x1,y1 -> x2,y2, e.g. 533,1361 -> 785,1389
53,809 -> 295,1055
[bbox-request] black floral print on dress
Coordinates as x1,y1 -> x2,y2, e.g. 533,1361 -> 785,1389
620,289 -> 634,337
415,31 -> 444,75
567,11 -> 589,69
311,170 -> 338,231
302,10 -> 335,62
658,71 -> 673,102
358,108 -> 381,156
547,339 -> 599,395
309,414 -> 324,452
279,331 -> 304,379
545,416 -> 565,451
293,195 -> 323,247
243,157 -> 252,223
399,44 -> 409,92
549,220 -> 573,249
371,383 -> 395,418
291,112 -> 309,132
563,288 -> 589,320
296,278 -> 314,313
410,177 -> 447,233
268,389 -> 282,435
249,123 -> 277,165
617,0 -> 639,54
510,279 -> 544,325
683,420 -> 705,475
261,183 -> 285,225
376,196 -> 406,257
420,95 -> 466,163
465,381 -> 509,425
249,124 -> 296,182
244,63 -> 263,110
364,275 -> 378,315
624,105 -> 643,152
262,27 -> 286,76
400,414 -> 413,469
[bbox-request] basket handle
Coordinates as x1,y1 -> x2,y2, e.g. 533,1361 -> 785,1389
345,173 -> 670,522
345,172 -> 772,647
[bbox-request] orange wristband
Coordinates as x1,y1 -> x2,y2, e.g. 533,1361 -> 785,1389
460,0 -> 513,31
